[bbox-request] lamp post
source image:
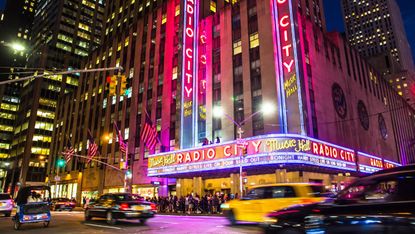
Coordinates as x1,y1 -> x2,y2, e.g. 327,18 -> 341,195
102,133 -> 131,192
213,102 -> 275,196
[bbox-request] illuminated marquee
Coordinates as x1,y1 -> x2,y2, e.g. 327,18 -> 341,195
357,152 -> 401,174
147,134 -> 363,176
181,0 -> 199,148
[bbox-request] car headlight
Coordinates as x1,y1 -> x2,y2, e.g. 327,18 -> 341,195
263,218 -> 278,224
220,203 -> 230,209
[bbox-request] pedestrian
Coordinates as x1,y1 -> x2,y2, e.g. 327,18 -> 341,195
82,196 -> 86,206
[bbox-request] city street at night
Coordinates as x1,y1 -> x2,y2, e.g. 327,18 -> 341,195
0,212 -> 262,234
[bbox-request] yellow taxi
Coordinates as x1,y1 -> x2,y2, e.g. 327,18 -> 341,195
221,183 -> 328,224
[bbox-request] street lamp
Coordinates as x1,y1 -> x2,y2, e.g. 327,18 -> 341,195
10,42 -> 25,52
213,102 -> 275,197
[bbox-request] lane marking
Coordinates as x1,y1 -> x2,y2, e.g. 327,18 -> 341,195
216,225 -> 224,228
84,223 -> 122,230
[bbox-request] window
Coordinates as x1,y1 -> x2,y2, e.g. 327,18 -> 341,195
233,40 -> 242,55
270,186 -> 296,198
246,187 -> 266,199
249,33 -> 259,48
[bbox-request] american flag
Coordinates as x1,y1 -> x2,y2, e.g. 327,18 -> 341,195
87,130 -> 99,164
114,121 -> 127,155
63,140 -> 75,163
141,114 -> 158,151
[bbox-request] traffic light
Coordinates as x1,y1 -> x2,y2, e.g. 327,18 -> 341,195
57,158 -> 66,168
120,75 -> 127,95
108,75 -> 117,96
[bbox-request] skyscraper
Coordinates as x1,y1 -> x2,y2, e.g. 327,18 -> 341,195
341,0 -> 415,103
4,0 -> 104,193
0,0 -> 38,192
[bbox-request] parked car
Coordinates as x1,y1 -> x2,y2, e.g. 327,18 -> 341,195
51,198 -> 76,211
221,183 -> 330,224
262,165 -> 415,234
0,193 -> 14,217
84,193 -> 155,225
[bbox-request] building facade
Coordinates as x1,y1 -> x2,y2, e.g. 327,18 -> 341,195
0,0 -> 38,192
341,0 -> 415,104
49,0 -> 414,201
3,0 -> 105,194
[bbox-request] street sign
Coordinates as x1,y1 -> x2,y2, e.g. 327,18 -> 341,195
151,181 -> 161,186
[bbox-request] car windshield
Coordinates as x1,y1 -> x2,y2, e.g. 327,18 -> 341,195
309,185 -> 333,197
0,194 -> 11,200
114,194 -> 143,201
335,174 -> 415,204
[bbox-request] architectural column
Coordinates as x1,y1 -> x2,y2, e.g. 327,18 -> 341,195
192,177 -> 203,196
176,178 -> 193,197
230,173 -> 240,197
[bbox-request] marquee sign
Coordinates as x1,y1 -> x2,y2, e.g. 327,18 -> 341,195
180,0 -> 199,148
148,134 -> 362,176
357,151 -> 401,173
271,0 -> 305,134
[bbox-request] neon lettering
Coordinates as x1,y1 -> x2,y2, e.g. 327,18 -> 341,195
283,60 -> 294,72
279,15 -> 290,27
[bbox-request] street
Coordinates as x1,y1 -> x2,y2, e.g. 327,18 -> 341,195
0,211 -> 263,234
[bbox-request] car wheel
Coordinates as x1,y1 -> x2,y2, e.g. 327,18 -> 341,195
13,220 -> 21,230
227,209 -> 237,226
139,219 -> 147,225
5,212 -> 11,217
43,221 -> 50,228
106,212 -> 116,225
84,209 -> 92,221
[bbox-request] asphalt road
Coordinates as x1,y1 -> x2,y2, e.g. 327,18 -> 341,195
0,211 -> 263,234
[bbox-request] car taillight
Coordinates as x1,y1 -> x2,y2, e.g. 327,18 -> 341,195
150,203 -> 156,211
120,203 -> 129,210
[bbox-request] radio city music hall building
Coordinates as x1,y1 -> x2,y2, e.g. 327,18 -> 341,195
48,0 -> 415,200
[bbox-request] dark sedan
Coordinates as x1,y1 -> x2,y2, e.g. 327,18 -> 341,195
51,198 -> 76,211
262,165 -> 415,234
84,193 -> 155,225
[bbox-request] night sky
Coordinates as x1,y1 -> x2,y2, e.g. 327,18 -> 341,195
323,0 -> 415,60
0,0 -> 413,59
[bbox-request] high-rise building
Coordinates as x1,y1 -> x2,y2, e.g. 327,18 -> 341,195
0,0 -> 38,192
341,0 -> 415,103
4,0 -> 105,193
49,0 -> 414,202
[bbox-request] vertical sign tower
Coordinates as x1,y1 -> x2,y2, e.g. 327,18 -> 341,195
180,0 -> 200,149
271,0 -> 306,135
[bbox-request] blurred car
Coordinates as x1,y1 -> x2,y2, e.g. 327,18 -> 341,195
221,183 -> 329,224
262,165 -> 415,234
84,193 -> 155,225
0,193 -> 14,217
51,198 -> 76,211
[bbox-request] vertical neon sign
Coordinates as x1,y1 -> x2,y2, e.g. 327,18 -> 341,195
271,0 -> 305,134
181,0 -> 199,149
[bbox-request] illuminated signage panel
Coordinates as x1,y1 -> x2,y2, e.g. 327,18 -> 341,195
148,134 -> 360,176
271,0 -> 305,134
357,152 -> 401,173
180,0 -> 199,148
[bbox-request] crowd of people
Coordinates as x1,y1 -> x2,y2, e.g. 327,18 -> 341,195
146,193 -> 238,214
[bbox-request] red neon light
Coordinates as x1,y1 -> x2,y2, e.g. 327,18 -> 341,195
311,142 -> 355,163
183,0 -> 196,99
